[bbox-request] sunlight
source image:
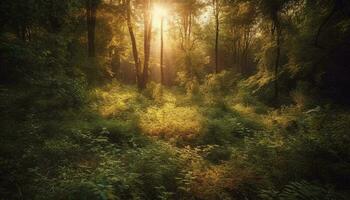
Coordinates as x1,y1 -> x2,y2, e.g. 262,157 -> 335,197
152,4 -> 169,30
198,6 -> 212,24
153,5 -> 168,19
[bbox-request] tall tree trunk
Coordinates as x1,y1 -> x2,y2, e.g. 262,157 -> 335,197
125,0 -> 141,87
314,0 -> 344,47
214,0 -> 219,73
160,16 -> 165,85
242,28 -> 251,75
142,0 -> 152,89
237,38 -> 241,73
188,12 -> 192,45
86,0 -> 98,57
274,22 -> 281,102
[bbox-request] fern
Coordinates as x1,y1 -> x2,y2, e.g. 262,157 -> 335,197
260,181 -> 345,200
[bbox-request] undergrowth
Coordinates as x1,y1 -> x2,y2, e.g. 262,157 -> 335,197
1,72 -> 349,199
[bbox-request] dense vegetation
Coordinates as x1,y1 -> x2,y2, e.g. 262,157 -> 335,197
1,0 -> 350,199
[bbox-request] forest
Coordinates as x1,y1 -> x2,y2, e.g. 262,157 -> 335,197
1,0 -> 350,199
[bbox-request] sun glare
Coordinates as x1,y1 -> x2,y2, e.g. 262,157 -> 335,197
153,5 -> 169,19
152,5 -> 169,29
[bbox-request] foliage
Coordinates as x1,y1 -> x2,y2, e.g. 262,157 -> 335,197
1,0 -> 350,199
260,181 -> 346,200
139,103 -> 203,141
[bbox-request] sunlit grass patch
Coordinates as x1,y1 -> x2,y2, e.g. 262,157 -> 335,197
98,92 -> 136,117
91,81 -> 146,118
176,148 -> 259,200
259,106 -> 302,130
189,163 -> 257,200
231,102 -> 300,131
232,103 -> 260,118
139,103 -> 203,140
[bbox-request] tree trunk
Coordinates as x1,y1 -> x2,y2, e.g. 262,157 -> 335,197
214,0 -> 219,73
142,0 -> 153,89
314,0 -> 345,47
188,12 -> 192,45
160,17 -> 165,85
125,0 -> 141,87
242,29 -> 251,75
86,0 -> 97,57
274,23 -> 281,102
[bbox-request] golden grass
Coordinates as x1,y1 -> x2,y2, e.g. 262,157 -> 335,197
139,103 -> 203,140
92,82 -> 140,118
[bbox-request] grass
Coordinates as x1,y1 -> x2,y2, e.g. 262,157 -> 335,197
2,77 -> 349,199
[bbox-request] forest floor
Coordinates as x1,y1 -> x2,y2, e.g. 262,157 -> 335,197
2,80 -> 349,199
83,81 -> 350,199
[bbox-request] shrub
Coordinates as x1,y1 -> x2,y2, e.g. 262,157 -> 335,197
290,81 -> 315,110
200,71 -> 239,105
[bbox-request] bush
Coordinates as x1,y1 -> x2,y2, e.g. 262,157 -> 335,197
200,71 -> 239,105
199,114 -> 252,146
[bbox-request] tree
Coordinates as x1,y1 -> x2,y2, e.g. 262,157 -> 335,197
230,2 -> 256,74
160,14 -> 165,85
213,0 -> 220,73
314,0 -> 348,48
124,0 -> 153,90
175,0 -> 204,76
86,0 -> 99,57
142,0 -> 153,89
255,0 -> 290,102
124,0 -> 142,87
